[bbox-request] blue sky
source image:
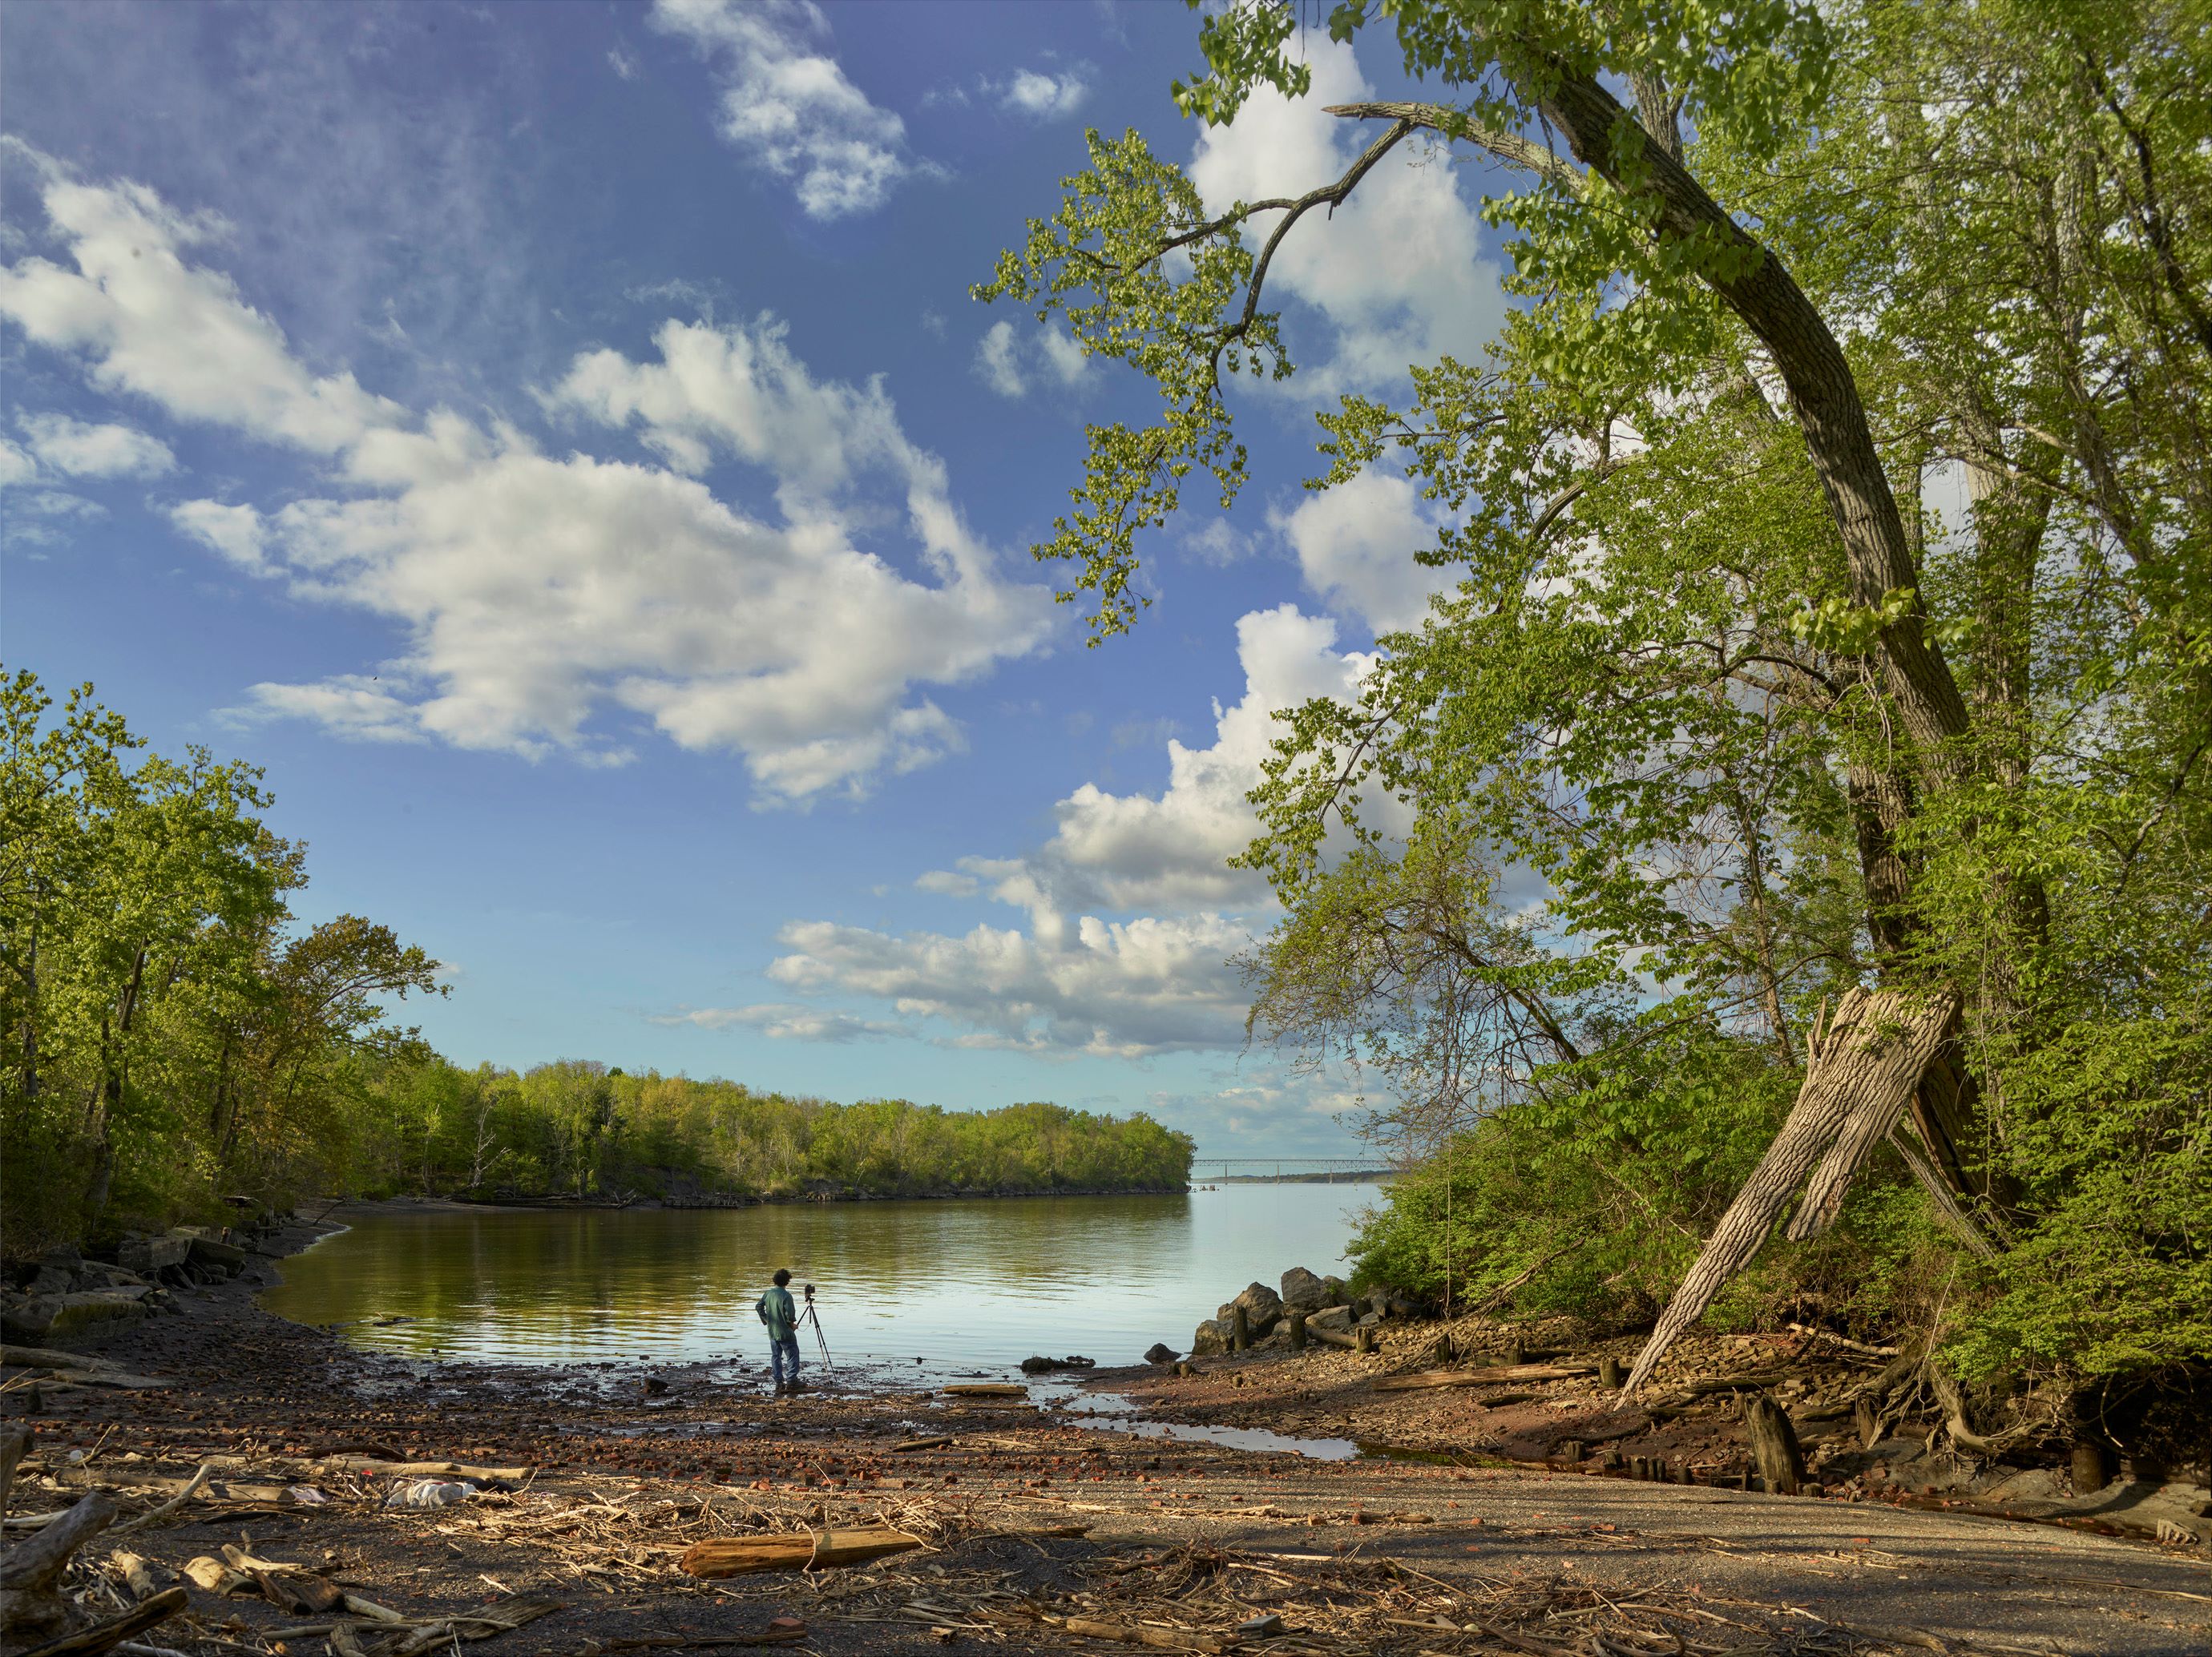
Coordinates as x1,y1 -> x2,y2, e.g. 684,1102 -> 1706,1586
2,1 -> 1516,1155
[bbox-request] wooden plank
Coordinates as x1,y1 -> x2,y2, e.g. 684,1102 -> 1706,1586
680,1526 -> 923,1578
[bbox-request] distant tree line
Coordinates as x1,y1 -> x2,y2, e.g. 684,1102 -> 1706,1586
0,672 -> 1193,1253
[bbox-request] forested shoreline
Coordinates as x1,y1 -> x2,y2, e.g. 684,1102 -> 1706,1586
987,0 -> 2210,1463
0,671 -> 1193,1254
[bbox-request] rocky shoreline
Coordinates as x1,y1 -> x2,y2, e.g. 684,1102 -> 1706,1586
1139,1264 -> 2212,1550
2,1218 -> 2206,1656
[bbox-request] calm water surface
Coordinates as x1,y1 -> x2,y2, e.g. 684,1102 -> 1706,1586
263,1184 -> 1385,1375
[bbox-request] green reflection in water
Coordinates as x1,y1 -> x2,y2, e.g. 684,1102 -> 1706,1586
262,1186 -> 1382,1371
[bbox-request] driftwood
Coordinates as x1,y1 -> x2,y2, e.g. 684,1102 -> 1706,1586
0,1427 -> 24,1519
941,1385 -> 1025,1400
1745,1394 -> 1805,1494
1627,989 -> 1957,1393
1064,1615 -> 1227,1654
680,1526 -> 924,1578
1302,1322 -> 1359,1351
17,1584 -> 187,1657
1374,1363 -> 1591,1391
106,1550 -> 163,1602
1,1492 -> 119,1644
320,1457 -> 530,1481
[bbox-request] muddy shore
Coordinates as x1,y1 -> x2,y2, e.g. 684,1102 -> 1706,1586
2,1213 -> 2206,1657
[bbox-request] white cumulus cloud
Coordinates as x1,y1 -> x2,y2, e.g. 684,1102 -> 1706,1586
995,68 -> 1089,120
1,154 -> 1055,802
750,605 -> 1381,1054
18,413 -> 175,478
1187,38 -> 1506,395
1274,469 -> 1457,635
648,0 -> 918,220
973,318 -> 1088,401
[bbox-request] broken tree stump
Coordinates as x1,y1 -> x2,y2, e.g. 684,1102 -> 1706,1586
0,1427 -> 25,1520
1287,1312 -> 1306,1351
1745,1394 -> 1805,1495
1597,1357 -> 1624,1389
2071,1440 -> 2115,1495
1231,1305 -> 1251,1353
1,1492 -> 119,1645
681,1526 -> 923,1578
1354,1325 -> 1377,1356
18,1584 -> 187,1657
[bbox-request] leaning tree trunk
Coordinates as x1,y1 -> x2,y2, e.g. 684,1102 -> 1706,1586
1624,988 -> 1958,1394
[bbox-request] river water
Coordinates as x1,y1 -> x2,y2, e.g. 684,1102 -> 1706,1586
262,1183 -> 1387,1377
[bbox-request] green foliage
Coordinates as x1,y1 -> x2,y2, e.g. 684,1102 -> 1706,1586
996,0 -> 2212,1386
1,672 -> 1193,1252
341,1058 -> 1195,1204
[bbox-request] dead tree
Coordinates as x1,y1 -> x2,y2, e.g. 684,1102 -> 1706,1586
1625,988 -> 1958,1393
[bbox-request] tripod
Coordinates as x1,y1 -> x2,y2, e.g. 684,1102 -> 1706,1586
799,1284 -> 834,1373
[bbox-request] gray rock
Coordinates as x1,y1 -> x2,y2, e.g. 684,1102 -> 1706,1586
1144,1343 -> 1180,1365
1216,1282 -> 1284,1336
119,1235 -> 192,1276
1,1295 -> 56,1342
1322,1275 -> 1350,1304
1280,1267 -> 1330,1312
1190,1318 -> 1232,1357
1307,1304 -> 1354,1334
46,1288 -> 150,1336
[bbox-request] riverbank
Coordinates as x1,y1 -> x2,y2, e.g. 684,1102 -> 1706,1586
2,1220 -> 2206,1656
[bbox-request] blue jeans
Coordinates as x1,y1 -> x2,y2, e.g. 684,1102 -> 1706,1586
770,1334 -> 801,1385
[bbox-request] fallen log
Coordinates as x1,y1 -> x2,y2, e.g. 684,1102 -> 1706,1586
320,1457 -> 530,1482
890,1437 -> 953,1453
680,1526 -> 924,1578
940,1385 -> 1025,1399
1302,1323 -> 1360,1351
1627,989 -> 1957,1393
1374,1363 -> 1590,1389
1064,1615 -> 1226,1654
1,1492 -> 119,1645
18,1584 -> 187,1657
0,1347 -> 133,1373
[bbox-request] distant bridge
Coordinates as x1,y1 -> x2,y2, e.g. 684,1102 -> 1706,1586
1188,1157 -> 1391,1183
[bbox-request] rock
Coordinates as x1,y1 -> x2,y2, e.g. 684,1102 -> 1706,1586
119,1235 -> 192,1276
72,1261 -> 151,1292
1308,1304 -> 1354,1335
1143,1343 -> 1179,1365
184,1235 -> 246,1272
1,1295 -> 56,1342
1190,1319 -> 1231,1357
1216,1282 -> 1284,1336
1280,1267 -> 1330,1312
1019,1355 -> 1096,1373
46,1288 -> 151,1336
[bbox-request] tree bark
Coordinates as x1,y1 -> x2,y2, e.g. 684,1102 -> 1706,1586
1625,988 -> 1956,1393
0,1493 -> 119,1643
1745,1394 -> 1806,1494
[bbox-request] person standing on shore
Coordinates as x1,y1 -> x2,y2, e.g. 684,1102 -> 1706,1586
756,1268 -> 802,1393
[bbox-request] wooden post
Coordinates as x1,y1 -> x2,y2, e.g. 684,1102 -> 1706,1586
1597,1357 -> 1624,1389
1504,1341 -> 1527,1366
0,1429 -> 26,1521
1231,1305 -> 1251,1353
1745,1393 -> 1805,1495
1354,1325 -> 1376,1356
1287,1312 -> 1307,1351
1854,1397 -> 1881,1450
2070,1441 -> 2114,1495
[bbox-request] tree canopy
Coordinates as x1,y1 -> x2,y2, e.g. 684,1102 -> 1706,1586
983,0 -> 2210,1408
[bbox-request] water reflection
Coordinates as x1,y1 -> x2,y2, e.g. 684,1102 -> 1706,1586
264,1185 -> 1382,1372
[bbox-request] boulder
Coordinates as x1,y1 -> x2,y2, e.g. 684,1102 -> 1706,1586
184,1234 -> 246,1272
1307,1304 -> 1354,1335
1189,1319 -> 1232,1357
46,1288 -> 151,1336
119,1235 -> 192,1276
1019,1355 -> 1096,1373
1216,1282 -> 1284,1336
1,1295 -> 56,1342
1143,1343 -> 1180,1365
1280,1267 -> 1330,1312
